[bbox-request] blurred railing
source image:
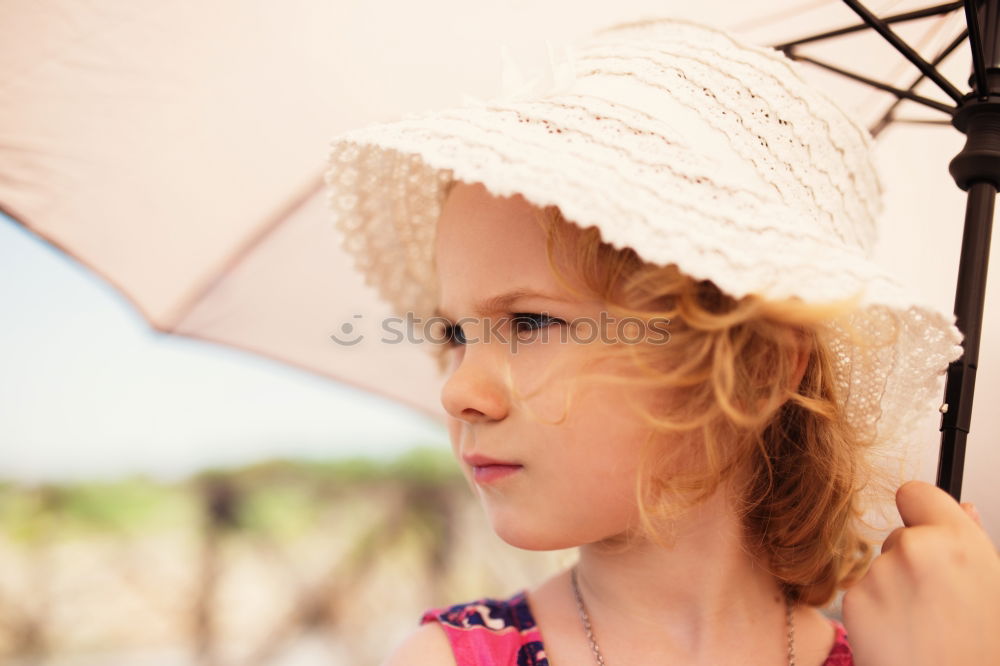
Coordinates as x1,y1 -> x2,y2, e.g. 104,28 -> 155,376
0,447 -> 570,666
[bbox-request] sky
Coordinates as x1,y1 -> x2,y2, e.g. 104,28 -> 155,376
0,212 -> 449,483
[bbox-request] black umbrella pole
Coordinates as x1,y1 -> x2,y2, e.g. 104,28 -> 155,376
937,0 -> 1000,500
936,182 -> 995,501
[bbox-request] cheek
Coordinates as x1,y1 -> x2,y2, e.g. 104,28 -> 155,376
571,428 -> 646,504
567,397 -> 651,502
547,421 -> 649,519
507,346 -> 587,424
473,417 -> 652,550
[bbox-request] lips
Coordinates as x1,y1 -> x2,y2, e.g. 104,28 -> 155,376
462,453 -> 523,484
462,453 -> 518,467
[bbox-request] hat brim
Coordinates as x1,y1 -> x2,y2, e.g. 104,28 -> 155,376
324,98 -> 964,481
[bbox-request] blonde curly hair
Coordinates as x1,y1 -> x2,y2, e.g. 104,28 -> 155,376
432,190 -> 900,607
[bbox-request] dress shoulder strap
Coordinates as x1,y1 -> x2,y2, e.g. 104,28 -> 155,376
822,618 -> 854,666
420,590 -> 548,665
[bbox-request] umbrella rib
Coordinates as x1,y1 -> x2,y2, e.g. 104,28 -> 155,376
964,0 -> 990,99
891,118 -> 954,124
870,28 -> 968,136
774,1 -> 964,49
163,174 -> 326,330
841,0 -> 966,104
787,53 -> 956,114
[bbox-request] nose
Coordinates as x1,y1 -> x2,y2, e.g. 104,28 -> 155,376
440,341 -> 510,424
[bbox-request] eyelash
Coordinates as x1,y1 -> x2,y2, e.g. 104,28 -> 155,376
443,312 -> 564,347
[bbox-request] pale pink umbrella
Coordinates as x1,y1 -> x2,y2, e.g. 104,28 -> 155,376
0,1 -> 995,510
0,0 -> 448,419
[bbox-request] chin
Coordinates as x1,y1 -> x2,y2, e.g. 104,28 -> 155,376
495,528 -> 578,551
486,510 -> 586,551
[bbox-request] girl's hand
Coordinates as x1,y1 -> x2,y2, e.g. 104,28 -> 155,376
842,480 -> 1000,666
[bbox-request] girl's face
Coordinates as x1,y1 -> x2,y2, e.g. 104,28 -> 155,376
434,181 -> 661,551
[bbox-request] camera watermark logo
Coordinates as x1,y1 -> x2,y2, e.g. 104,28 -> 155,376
330,314 -> 364,346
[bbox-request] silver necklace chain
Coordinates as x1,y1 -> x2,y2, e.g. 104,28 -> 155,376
569,566 -> 796,666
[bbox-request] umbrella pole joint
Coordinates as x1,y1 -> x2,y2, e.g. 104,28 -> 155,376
949,76 -> 1000,191
950,0 -> 1000,191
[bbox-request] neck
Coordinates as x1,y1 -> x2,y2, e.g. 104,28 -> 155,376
574,484 -> 787,659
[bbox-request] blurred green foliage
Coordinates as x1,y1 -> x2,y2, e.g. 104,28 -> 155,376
0,445 -> 462,542
0,478 -> 195,542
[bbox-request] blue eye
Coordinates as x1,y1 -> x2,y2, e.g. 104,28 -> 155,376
442,313 -> 563,347
510,312 -> 563,335
443,322 -> 467,347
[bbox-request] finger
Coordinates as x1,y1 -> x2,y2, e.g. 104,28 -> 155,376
895,480 -> 968,529
960,501 -> 983,528
880,525 -> 905,554
960,503 -> 999,553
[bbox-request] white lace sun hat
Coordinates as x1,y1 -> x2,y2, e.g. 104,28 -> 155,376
323,17 -> 964,474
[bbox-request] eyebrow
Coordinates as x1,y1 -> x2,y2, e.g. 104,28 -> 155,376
433,287 -> 570,320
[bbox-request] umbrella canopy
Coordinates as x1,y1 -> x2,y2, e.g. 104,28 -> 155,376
1,1 -> 995,502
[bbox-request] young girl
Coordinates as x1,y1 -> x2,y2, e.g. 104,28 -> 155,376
324,17 -> 1000,666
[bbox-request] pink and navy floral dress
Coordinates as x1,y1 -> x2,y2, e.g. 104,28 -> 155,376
421,590 -> 853,665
